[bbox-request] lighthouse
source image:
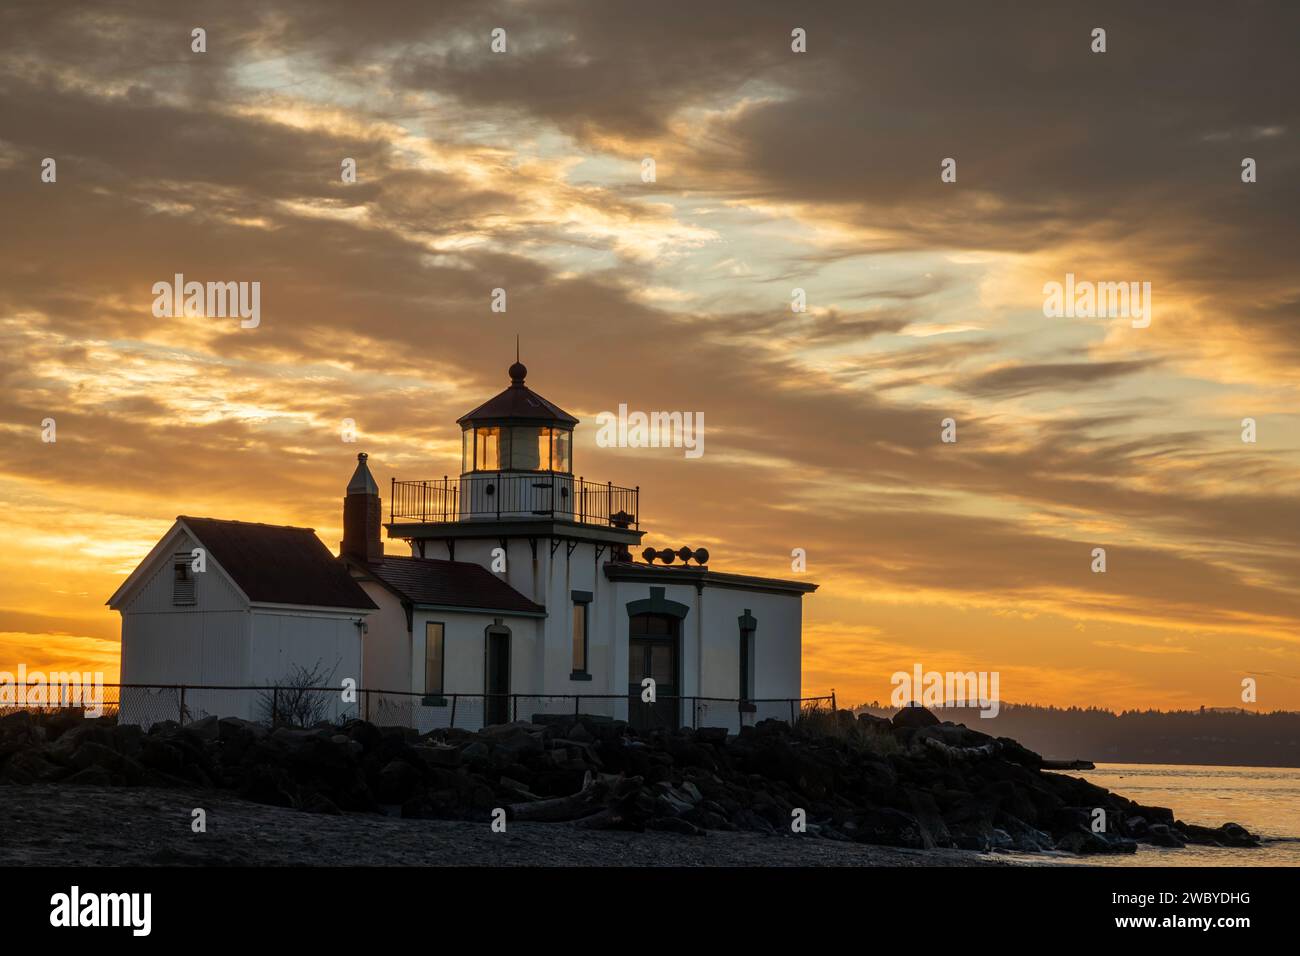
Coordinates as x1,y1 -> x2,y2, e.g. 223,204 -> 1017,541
374,358 -> 815,732
454,359 -> 580,522
114,358 -> 816,734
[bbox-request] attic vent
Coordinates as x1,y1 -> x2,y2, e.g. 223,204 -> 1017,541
172,554 -> 196,606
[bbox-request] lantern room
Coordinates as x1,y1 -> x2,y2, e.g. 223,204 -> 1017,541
388,358 -> 638,529
456,361 -> 578,475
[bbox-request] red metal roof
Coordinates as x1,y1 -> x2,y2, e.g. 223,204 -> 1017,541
362,555 -> 546,615
456,362 -> 578,427
180,517 -> 377,610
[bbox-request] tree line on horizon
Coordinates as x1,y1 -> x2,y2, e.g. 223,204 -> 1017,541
851,702 -> 1300,767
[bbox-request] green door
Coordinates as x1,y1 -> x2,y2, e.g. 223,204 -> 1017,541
627,613 -> 679,731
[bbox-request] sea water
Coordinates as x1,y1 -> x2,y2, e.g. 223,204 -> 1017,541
1028,763 -> 1300,867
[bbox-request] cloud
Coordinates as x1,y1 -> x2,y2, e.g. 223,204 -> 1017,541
1,0 -> 1298,706
957,359 -> 1160,397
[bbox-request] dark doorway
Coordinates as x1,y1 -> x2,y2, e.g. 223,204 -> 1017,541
485,627 -> 511,725
627,613 -> 679,732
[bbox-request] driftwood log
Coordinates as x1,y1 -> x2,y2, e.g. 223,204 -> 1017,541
506,774 -> 607,821
920,735 -> 1001,761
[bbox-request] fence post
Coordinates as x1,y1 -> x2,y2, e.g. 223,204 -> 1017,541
574,695 -> 580,718
450,694 -> 458,729
790,699 -> 796,726
272,686 -> 280,728
831,689 -> 836,713
179,685 -> 186,725
511,694 -> 518,723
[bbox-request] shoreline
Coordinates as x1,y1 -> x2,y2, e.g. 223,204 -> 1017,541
1,784 -> 1029,867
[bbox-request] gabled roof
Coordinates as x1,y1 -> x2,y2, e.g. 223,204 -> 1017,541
179,518 -> 377,610
107,517 -> 377,611
359,555 -> 546,617
456,362 -> 578,428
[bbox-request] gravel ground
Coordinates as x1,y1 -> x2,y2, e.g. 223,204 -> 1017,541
0,784 -> 1028,866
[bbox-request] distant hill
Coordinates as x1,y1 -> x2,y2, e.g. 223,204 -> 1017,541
851,703 -> 1300,768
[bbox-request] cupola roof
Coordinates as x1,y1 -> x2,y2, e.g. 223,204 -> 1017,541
456,362 -> 579,428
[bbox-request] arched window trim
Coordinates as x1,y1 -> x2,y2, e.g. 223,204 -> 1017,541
625,586 -> 689,620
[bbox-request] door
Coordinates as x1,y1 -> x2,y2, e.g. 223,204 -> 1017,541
485,628 -> 511,725
627,613 -> 679,732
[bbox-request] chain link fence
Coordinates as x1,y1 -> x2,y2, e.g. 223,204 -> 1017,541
1,684 -> 836,734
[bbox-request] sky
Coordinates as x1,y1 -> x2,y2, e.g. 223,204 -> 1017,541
1,0 -> 1298,711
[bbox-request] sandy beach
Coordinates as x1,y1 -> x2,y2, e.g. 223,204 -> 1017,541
0,784 -> 1023,867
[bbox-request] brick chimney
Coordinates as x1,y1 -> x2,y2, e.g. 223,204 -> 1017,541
342,452 -> 383,564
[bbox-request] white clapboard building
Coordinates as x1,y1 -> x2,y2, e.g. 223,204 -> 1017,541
113,361 -> 818,731
108,516 -> 376,725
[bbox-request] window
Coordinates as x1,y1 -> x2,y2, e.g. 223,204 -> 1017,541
474,427 -> 501,471
571,591 -> 592,679
571,605 -> 587,672
424,622 -> 445,696
739,629 -> 754,700
506,426 -> 547,471
739,610 -> 757,710
551,429 -> 571,472
465,425 -> 572,472
172,555 -> 195,605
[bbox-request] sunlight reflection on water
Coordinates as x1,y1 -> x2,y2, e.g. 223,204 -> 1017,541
1011,763 -> 1300,867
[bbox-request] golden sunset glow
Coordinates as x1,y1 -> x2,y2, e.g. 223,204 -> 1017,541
2,2 -> 1299,713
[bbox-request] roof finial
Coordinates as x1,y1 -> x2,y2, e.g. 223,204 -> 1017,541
509,336 -> 527,385
347,451 -> 378,495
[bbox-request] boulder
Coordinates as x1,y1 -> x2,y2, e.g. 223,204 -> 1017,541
1217,822 -> 1261,847
856,713 -> 893,733
694,727 -> 728,746
374,758 -> 423,804
65,765 -> 116,787
48,720 -> 117,757
891,706 -> 940,729
68,741 -> 145,785
239,764 -> 300,808
184,715 -> 220,741
1057,826 -> 1123,854
410,743 -> 461,769
1147,823 -> 1187,848
1,750 -> 69,783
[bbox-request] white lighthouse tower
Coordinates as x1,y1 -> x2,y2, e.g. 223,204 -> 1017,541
372,360 -> 813,732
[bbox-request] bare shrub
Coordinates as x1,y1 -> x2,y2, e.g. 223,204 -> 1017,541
258,659 -> 340,728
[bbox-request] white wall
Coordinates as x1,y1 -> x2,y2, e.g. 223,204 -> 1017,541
416,537 -> 623,720
404,534 -> 807,731
374,608 -> 544,732
357,579 -> 411,694
117,525 -> 371,725
119,529 -> 251,725
599,579 -> 804,732
696,587 -> 803,733
249,609 -> 365,723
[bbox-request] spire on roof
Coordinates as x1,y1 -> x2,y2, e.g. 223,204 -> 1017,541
509,339 -> 527,386
347,452 -> 379,496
